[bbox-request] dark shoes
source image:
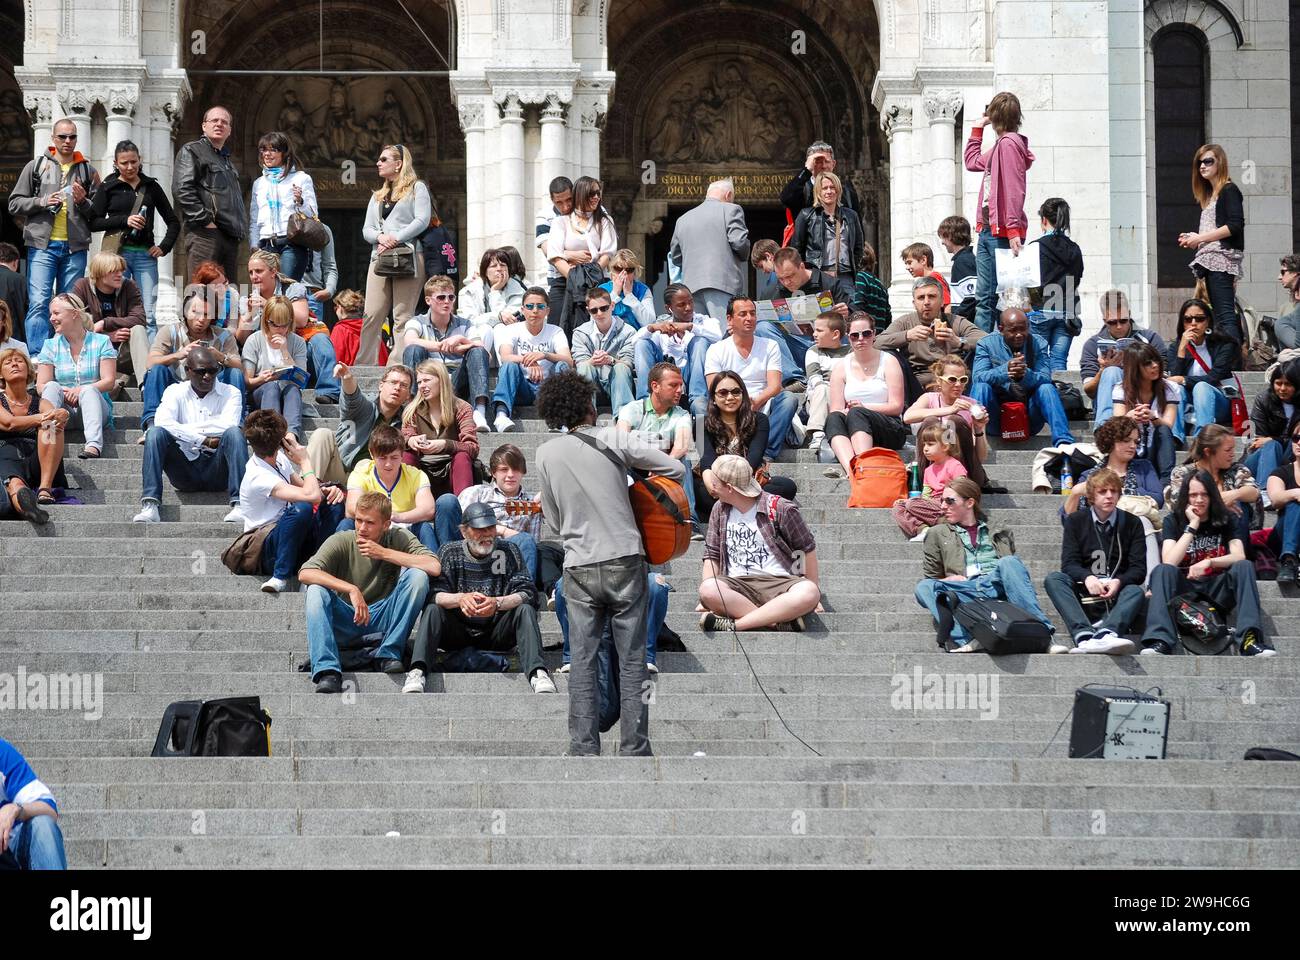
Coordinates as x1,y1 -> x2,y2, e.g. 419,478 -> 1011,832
14,486 -> 49,525
374,658 -> 407,674
1278,555 -> 1298,585
1140,640 -> 1173,656
314,395 -> 339,405
1239,629 -> 1278,658
314,672 -> 343,694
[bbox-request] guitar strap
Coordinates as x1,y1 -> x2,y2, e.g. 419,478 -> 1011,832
570,430 -> 688,525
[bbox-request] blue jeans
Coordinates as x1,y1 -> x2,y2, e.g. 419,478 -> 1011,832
260,239 -> 307,281
754,321 -> 808,383
1027,310 -> 1072,372
305,567 -> 429,679
259,501 -> 342,580
974,224 -> 1009,333
577,360 -> 634,412
253,381 -> 303,440
914,555 -> 1053,646
493,361 -> 570,416
969,380 -> 1075,445
761,390 -> 801,461
557,571 -> 670,668
1191,381 -> 1230,436
633,335 -> 711,402
403,343 -> 491,405
141,424 -> 248,504
304,334 -> 340,401
121,247 -> 159,333
1245,439 -> 1287,491
25,241 -> 87,353
1279,502 -> 1300,557
140,364 -> 246,428
9,815 -> 67,870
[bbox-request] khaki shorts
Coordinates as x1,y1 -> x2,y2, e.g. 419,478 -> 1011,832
716,573 -> 813,606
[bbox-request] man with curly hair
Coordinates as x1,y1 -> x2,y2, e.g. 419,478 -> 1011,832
534,370 -> 685,757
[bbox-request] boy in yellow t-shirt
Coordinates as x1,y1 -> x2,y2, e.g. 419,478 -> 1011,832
342,425 -> 445,552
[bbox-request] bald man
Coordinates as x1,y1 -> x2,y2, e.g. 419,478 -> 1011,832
969,307 -> 1075,445
668,179 -> 751,321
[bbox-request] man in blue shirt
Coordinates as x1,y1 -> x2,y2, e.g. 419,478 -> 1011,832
1,737 -> 67,869
970,307 -> 1075,446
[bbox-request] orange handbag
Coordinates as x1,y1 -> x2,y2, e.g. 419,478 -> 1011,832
847,448 -> 907,508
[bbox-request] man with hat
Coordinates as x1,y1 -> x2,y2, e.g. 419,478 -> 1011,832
404,501 -> 554,694
698,454 -> 821,632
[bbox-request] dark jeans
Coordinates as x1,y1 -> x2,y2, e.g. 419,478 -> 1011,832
547,275 -> 566,322
563,555 -> 652,756
259,238 -> 307,281
556,571 -> 671,667
410,603 -> 545,678
1142,421 -> 1178,486
1143,560 -> 1263,651
185,228 -> 242,285
141,424 -> 248,504
1201,269 -> 1242,345
402,343 -> 491,405
1043,572 -> 1148,644
258,500 -> 345,579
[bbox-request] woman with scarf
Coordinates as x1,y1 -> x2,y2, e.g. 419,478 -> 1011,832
249,132 -> 317,281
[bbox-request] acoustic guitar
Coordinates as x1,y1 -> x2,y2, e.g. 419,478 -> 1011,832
571,432 -> 691,564
502,498 -> 543,517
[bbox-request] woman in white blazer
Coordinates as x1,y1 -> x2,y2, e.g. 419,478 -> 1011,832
249,132 -> 318,282
358,144 -> 431,365
458,248 -> 526,358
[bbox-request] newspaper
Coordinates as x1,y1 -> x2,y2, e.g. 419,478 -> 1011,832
754,292 -> 833,336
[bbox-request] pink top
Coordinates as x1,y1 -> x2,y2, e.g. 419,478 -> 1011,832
924,456 -> 968,498
916,391 -> 975,428
963,127 -> 1035,240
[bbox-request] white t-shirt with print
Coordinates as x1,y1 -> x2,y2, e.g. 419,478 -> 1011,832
724,502 -> 788,577
497,322 -> 569,375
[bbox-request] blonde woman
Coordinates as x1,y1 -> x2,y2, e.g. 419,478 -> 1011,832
359,144 -> 431,365
401,359 -> 479,498
34,294 -> 116,459
0,348 -> 66,521
242,295 -> 307,440
1178,143 -> 1245,345
791,170 -> 863,277
69,251 -> 150,386
597,248 -> 655,329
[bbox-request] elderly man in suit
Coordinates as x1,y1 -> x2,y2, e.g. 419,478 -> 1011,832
668,179 -> 750,321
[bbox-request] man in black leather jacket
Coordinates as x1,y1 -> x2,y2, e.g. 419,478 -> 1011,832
173,106 -> 247,281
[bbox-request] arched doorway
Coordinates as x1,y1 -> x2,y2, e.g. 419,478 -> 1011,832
179,0 -> 461,292
0,0 -> 31,251
601,0 -> 883,298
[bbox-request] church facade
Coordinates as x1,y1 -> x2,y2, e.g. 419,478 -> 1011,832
5,0 -> 1297,333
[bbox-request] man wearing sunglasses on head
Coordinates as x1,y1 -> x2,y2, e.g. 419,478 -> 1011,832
491,286 -> 573,433
1083,288 -> 1169,427
876,276 -> 986,387
133,345 -> 249,524
401,274 -> 492,430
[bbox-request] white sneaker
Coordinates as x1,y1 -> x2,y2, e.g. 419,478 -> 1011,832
1047,642 -> 1070,655
473,408 -> 490,432
647,662 -> 659,675
546,589 -> 557,611
557,662 -> 570,674
261,577 -> 287,594
1088,629 -> 1136,656
494,412 -> 516,433
132,501 -> 160,523
530,669 -> 557,694
808,430 -> 825,450
909,527 -> 929,542
223,505 -> 243,523
953,639 -> 982,653
402,668 -> 425,694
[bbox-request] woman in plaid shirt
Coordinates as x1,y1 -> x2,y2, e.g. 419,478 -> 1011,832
34,293 -> 116,459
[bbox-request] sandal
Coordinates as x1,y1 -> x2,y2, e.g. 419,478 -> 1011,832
77,446 -> 101,460
37,488 -> 56,505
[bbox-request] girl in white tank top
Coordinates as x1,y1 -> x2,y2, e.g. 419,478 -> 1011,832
844,354 -> 891,406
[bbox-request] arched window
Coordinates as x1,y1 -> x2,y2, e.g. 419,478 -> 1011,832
1152,26 -> 1207,288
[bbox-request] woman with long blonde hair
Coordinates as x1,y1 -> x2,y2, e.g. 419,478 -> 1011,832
241,295 -> 307,440
359,144 -> 431,365
1178,143 -> 1245,345
401,358 -> 479,497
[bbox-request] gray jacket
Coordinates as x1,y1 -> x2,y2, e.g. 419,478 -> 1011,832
301,223 -> 338,296
570,317 -> 637,367
6,151 -> 101,252
668,197 -> 750,296
172,137 -> 247,239
363,182 -> 432,260
334,387 -> 406,472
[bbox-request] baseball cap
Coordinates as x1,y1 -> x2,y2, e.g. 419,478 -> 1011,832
711,454 -> 762,498
461,502 -> 498,530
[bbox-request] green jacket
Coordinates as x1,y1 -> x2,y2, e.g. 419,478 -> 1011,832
921,519 -> 1016,581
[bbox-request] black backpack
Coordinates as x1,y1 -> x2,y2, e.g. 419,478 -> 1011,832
151,696 -> 272,757
951,596 -> 1052,654
1169,592 -> 1234,655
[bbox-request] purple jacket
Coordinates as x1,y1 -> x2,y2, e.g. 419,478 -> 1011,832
964,127 -> 1035,241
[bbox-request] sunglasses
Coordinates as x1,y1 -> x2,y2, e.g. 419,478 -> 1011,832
268,321 -> 291,329
714,387 -> 744,399
941,496 -> 962,506
1291,435 -> 1300,444
1198,157 -> 1216,167
939,375 -> 969,385
1184,314 -> 1209,323
188,367 -> 220,377
522,303 -> 547,311
432,294 -> 455,302
1103,318 -> 1129,326
588,304 -> 612,314
53,133 -> 78,141
848,330 -> 875,340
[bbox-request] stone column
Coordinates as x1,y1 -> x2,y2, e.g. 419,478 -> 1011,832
104,88 -> 138,177
922,89 -> 963,271
145,92 -> 185,323
22,92 -> 54,161
458,100 -> 488,273
881,100 -> 915,306
537,96 -> 568,276
497,95 -> 526,258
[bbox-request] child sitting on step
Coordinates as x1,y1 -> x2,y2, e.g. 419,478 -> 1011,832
892,419 -> 967,540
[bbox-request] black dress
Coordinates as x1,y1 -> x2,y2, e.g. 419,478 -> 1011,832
0,388 -> 67,493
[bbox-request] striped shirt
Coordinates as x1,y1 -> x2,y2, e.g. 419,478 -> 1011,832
35,331 -> 117,416
851,269 -> 893,329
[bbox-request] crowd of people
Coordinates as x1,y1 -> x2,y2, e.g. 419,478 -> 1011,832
0,90 -> 1292,870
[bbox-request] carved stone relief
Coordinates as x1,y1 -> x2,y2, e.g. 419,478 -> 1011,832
259,80 -> 428,167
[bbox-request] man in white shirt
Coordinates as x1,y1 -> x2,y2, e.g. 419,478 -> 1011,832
632,283 -> 722,407
133,345 -> 248,523
571,288 -> 636,414
491,286 -> 573,432
702,297 -> 799,461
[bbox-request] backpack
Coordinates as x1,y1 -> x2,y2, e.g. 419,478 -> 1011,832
1169,591 -> 1234,655
950,596 -> 1052,654
1040,447 -> 1103,495
11,154 -> 93,227
847,447 -> 907,508
150,696 -> 272,757
1241,298 -> 1277,371
781,208 -> 796,247
1054,380 -> 1088,421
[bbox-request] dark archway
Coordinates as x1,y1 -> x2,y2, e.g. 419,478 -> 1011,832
0,0 -> 30,251
1151,24 -> 1207,288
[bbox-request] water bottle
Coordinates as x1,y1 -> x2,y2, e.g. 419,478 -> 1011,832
907,462 -> 923,499
1060,459 -> 1074,496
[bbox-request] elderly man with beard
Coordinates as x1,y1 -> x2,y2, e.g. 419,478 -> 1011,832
404,501 -> 554,695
